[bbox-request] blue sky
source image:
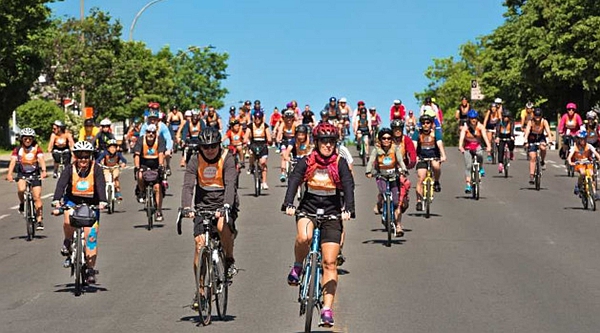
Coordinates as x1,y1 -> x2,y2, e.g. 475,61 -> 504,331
50,0 -> 506,126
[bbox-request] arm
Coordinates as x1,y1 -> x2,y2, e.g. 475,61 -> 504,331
404,136 -> 417,169
95,151 -> 106,164
558,115 -> 566,134
181,157 -> 198,208
47,134 -> 55,152
222,154 -> 237,207
265,125 -> 273,145
365,147 -> 378,175
283,157 -> 307,207
544,120 -> 554,141
567,148 -> 575,165
68,133 -> 75,150
524,121 -> 531,141
482,111 -> 490,128
52,164 -> 71,201
458,127 -> 466,152
480,124 -> 492,150
338,158 -> 355,216
118,152 -> 128,165
437,139 -> 447,162
94,163 -> 108,202
5,150 -> 17,181
159,123 -> 173,150
395,146 -> 407,171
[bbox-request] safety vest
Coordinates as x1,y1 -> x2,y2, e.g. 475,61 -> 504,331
294,140 -> 311,157
54,133 -> 68,149
229,129 -> 243,146
189,122 -> 202,138
72,164 -> 95,198
282,122 -> 295,139
377,146 -> 397,171
197,150 -> 227,191
306,156 -> 340,196
419,131 -> 436,149
103,153 -> 120,167
252,123 -> 267,142
142,136 -> 159,159
18,145 -> 39,173
499,121 -> 512,135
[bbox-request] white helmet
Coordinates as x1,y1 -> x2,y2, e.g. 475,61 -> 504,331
191,109 -> 200,116
586,111 -> 597,120
283,110 -> 295,118
20,128 -> 36,137
393,99 -> 401,105
494,97 -> 503,104
73,141 -> 94,152
339,97 -> 347,103
146,124 -> 157,132
184,110 -> 193,117
99,118 -> 111,126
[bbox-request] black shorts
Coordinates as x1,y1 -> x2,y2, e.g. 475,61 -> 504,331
250,142 -> 268,158
17,172 -> 42,187
297,215 -> 343,244
193,210 -> 238,237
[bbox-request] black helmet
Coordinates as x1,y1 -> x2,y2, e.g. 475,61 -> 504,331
229,119 -> 240,127
501,109 -> 511,118
198,127 -> 222,146
295,124 -> 309,133
170,105 -> 178,111
420,114 -> 434,123
254,100 -> 261,106
377,128 -> 393,141
424,97 -> 432,104
533,108 -> 543,117
84,118 -> 94,127
329,96 -> 337,103
320,110 -> 329,118
229,106 -> 236,112
391,119 -> 405,130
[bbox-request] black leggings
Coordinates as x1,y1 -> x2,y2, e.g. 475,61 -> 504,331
497,139 -> 514,161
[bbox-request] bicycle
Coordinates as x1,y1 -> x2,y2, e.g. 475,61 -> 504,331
488,130 -> 498,164
498,138 -> 512,178
55,204 -> 97,296
574,160 -> 596,211
100,165 -> 120,214
377,172 -> 397,247
176,206 -> 231,326
294,209 -> 341,333
184,140 -> 200,164
563,135 -> 575,177
250,145 -> 263,197
141,167 -> 160,230
21,175 -> 40,241
357,130 -> 367,167
469,151 -> 481,200
52,149 -> 70,178
530,142 -> 543,191
421,158 -> 438,218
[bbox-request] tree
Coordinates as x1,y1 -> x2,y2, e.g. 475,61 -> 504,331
16,100 -> 64,139
0,0 -> 55,147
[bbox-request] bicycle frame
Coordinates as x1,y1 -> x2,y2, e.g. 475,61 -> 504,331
22,176 -> 39,241
101,165 -> 119,214
378,175 -> 396,247
499,138 -> 511,178
252,146 -> 263,197
469,152 -> 481,200
421,158 -> 437,218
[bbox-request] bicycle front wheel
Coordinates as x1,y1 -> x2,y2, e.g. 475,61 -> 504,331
254,166 -> 261,197
25,196 -> 35,241
385,194 -> 393,247
74,229 -> 84,296
503,152 -> 509,178
472,169 -> 480,200
424,179 -> 432,219
214,249 -> 228,320
304,252 -> 319,333
146,186 -> 154,230
587,177 -> 596,211
535,160 -> 541,191
196,247 -> 212,326
107,186 -> 114,214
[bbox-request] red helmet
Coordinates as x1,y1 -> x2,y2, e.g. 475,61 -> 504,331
312,122 -> 338,140
357,100 -> 365,106
148,102 -> 160,109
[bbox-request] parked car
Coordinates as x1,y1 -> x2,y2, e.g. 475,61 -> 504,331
514,122 -> 525,146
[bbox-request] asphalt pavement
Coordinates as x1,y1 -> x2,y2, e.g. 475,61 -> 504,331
1,146 -> 600,333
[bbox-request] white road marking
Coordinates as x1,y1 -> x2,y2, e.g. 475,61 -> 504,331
552,164 -> 562,169
0,214 -> 10,220
41,193 -> 52,199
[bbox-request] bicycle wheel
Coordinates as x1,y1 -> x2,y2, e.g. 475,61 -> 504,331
491,143 -> 497,164
254,165 -> 261,197
587,177 -> 596,211
385,194 -> 393,247
472,165 -> 480,200
57,163 -> 64,178
535,160 -> 541,191
304,252 -> 319,333
361,143 -> 366,167
196,247 -> 212,326
504,151 -> 509,178
74,229 -> 83,296
146,186 -> 154,230
107,186 -> 114,214
424,179 -> 432,219
25,195 -> 35,241
214,249 -> 228,320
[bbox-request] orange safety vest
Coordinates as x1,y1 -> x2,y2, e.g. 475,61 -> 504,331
377,146 -> 397,171
572,146 -> 594,161
419,131 -> 436,149
72,164 -> 95,198
142,136 -> 159,159
18,145 -> 39,173
252,123 -> 267,142
306,156 -> 340,196
197,150 -> 227,191
282,122 -> 295,139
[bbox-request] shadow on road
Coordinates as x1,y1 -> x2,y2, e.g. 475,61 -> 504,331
491,175 -> 513,179
179,314 -> 237,326
454,195 -> 488,200
518,187 -> 547,191
406,212 -> 442,218
10,235 -> 48,241
362,239 -> 406,246
54,283 -> 109,295
133,224 -> 165,229
241,193 -> 270,197
563,206 -> 590,210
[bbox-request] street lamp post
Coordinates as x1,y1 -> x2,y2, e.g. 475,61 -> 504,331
129,0 -> 167,41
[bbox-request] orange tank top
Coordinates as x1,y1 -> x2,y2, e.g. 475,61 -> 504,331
72,164 -> 95,198
197,150 -> 227,190
142,136 -> 159,159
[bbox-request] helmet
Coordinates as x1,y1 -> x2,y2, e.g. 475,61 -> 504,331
184,110 -> 193,117
53,120 -> 65,128
494,97 -> 503,104
490,102 -> 498,108
424,97 -> 432,104
566,102 -> 577,110
148,102 -> 160,109
295,124 -> 309,133
20,128 -> 36,137
378,128 -> 393,141
391,119 -> 405,129
229,119 -> 240,126
84,118 -> 94,126
254,110 -> 264,118
525,102 -> 534,109
229,106 -> 236,112
198,127 -> 222,146
461,96 -> 468,101
359,107 -> 367,114
408,109 -> 414,114
368,107 -> 376,111
312,122 -> 338,140
107,139 -> 118,146
533,108 -> 543,117
467,109 -> 478,119
244,100 -> 251,106
577,130 -> 588,139
501,109 -> 511,118
339,97 -> 347,103
283,110 -> 295,118
286,102 -> 293,108
147,110 -> 159,118
73,141 -> 94,153
329,97 -> 337,103
419,114 -> 434,123
431,97 -> 437,103
191,109 -> 200,116
357,100 -> 365,106
424,106 -> 437,118
586,111 -> 597,120
393,99 -> 401,105
320,110 -> 329,118
170,105 -> 178,111
99,118 -> 111,126
133,117 -> 141,124
146,124 -> 157,132
254,100 -> 261,106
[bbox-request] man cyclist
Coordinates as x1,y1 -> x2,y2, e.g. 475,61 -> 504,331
204,105 -> 222,131
455,96 -> 470,128
524,108 -> 554,184
78,118 -> 99,144
47,120 -> 74,178
301,104 -> 316,128
412,114 -> 447,211
567,130 -> 600,199
458,110 -> 492,193
323,97 -> 339,123
282,122 -> 355,328
405,109 -> 417,137
96,139 -> 127,200
52,141 -> 106,284
6,128 -> 47,230
140,109 -> 173,175
134,124 -> 166,221
181,127 -> 239,309
166,105 -> 184,150
244,109 -> 272,190
495,109 -> 516,174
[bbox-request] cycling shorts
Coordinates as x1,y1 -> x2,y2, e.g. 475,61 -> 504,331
296,215 -> 343,244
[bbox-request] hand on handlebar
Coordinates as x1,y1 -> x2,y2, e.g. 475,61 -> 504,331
285,206 -> 296,216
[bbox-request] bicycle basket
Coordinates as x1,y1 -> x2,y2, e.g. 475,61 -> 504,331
69,205 -> 97,228
142,169 -> 159,183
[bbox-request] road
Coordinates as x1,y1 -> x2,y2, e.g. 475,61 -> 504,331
1,146 -> 600,333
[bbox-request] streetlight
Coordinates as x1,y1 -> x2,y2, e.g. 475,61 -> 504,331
129,0 -> 167,41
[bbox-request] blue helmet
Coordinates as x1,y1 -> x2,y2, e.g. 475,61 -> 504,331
577,130 -> 587,139
467,109 -> 478,119
329,96 -> 337,103
254,110 -> 264,118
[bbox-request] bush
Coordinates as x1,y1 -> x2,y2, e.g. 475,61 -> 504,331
16,100 -> 64,139
65,111 -> 83,138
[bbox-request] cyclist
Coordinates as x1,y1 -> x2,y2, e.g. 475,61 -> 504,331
96,139 -> 127,200
419,97 -> 439,120
204,105 -> 222,131
250,99 -> 264,122
282,124 -> 312,181
520,102 -> 535,129
458,110 -> 492,193
244,109 -> 272,189
365,128 -> 408,236
455,96 -> 470,127
166,105 -> 184,148
581,110 -> 600,148
390,119 -> 416,208
369,107 -> 381,139
140,109 -> 173,175
405,109 -> 417,137
494,98 -> 505,114
269,106 -> 282,132
282,122 -> 355,328
48,120 -> 75,178
278,110 -> 299,182
178,110 -> 205,166
567,130 -> 600,198
495,109 -> 516,173
51,141 -> 106,284
133,124 -> 167,221
301,104 -> 316,128
323,97 -> 339,122
412,113 -> 447,211
353,106 -> 371,156
6,128 -> 47,230
78,118 -> 99,144
225,119 -> 245,168
227,106 -> 237,125
181,127 -> 239,299
558,103 -> 582,159
483,103 -> 501,162
320,109 -> 332,125
524,108 -> 554,184
390,99 -> 405,121
94,118 -> 115,154
126,118 -> 142,153
338,97 -> 352,137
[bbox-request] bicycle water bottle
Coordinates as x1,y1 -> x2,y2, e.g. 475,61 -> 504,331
162,179 -> 169,190
212,249 -> 220,264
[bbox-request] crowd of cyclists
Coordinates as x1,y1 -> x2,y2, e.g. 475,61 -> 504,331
5,95 -> 600,328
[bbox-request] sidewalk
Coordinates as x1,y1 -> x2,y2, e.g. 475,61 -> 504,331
0,153 -> 55,176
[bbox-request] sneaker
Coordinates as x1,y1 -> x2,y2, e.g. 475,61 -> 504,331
225,258 -> 238,280
433,181 -> 441,192
261,183 -> 269,190
247,166 -> 254,175
279,174 -> 286,183
574,185 -> 580,196
36,221 -> 44,231
465,184 -> 472,194
416,201 -> 423,212
319,308 -> 335,327
53,172 -> 58,179
373,204 -> 382,215
275,149 -> 280,154
487,155 -> 492,162
240,162 -> 245,169
191,294 -> 199,311
86,268 -> 96,284
541,160 -> 546,170
395,225 -> 405,237
287,264 -> 303,286
336,252 -> 346,266
18,203 -> 24,214
137,196 -> 145,204
62,258 -> 71,268
559,149 -> 566,160
166,168 -> 172,176
498,163 -> 504,173
156,213 -> 164,222
60,239 -> 71,256
529,175 -> 535,185
480,168 -> 486,177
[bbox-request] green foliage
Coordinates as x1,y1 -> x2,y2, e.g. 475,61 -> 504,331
64,111 -> 83,136
16,100 -> 64,139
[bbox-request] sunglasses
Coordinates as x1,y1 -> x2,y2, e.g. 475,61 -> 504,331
381,136 -> 392,141
320,138 -> 337,145
568,108 -> 575,111
22,136 -> 33,140
201,143 -> 219,150
422,121 -> 432,124
147,131 -> 156,134
77,154 -> 91,159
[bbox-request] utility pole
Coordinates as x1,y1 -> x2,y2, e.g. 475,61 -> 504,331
80,0 -> 86,113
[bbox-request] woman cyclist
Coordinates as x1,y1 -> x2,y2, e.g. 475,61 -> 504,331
52,141 -> 107,284
365,128 -> 407,237
568,130 -> 600,199
96,139 -> 127,200
282,125 -> 313,182
524,108 -> 554,184
225,119 -> 246,169
558,102 -> 583,159
282,122 -> 355,328
166,105 -> 184,151
458,110 -> 492,193
483,103 -> 501,162
48,120 -> 75,178
495,109 -> 515,174
582,111 -> 600,148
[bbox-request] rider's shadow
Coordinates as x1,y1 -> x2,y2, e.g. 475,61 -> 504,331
53,283 -> 108,294
179,314 -> 237,326
362,239 -> 406,246
10,235 -> 48,241
454,196 -> 487,200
